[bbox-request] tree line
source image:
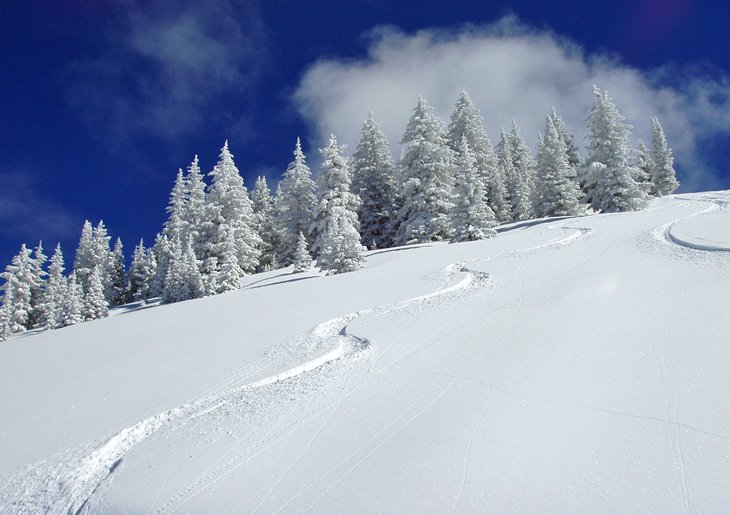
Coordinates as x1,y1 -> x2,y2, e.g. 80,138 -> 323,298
0,85 -> 678,341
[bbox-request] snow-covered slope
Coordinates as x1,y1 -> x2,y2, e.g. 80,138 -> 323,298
0,192 -> 728,514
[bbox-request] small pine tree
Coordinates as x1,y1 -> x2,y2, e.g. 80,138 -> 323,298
251,176 -> 279,271
110,238 -> 127,305
292,232 -> 314,273
0,244 -> 38,333
29,241 -> 48,328
128,239 -> 156,303
40,244 -> 66,329
62,272 -> 84,327
83,267 -> 109,321
317,208 -> 366,275
73,220 -> 95,290
650,117 -> 680,196
215,225 -> 244,293
450,137 -> 497,241
634,142 -> 655,196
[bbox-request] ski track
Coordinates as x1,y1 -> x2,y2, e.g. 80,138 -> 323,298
0,223 -> 587,514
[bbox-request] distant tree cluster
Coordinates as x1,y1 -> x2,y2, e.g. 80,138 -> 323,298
0,85 -> 679,341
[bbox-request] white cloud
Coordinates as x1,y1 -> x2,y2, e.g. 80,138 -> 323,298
65,0 -> 265,146
293,18 -> 730,192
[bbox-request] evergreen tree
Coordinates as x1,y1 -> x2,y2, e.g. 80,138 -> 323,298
128,239 -> 155,303
29,241 -> 48,328
311,134 -> 361,255
0,288 -> 12,341
508,121 -> 536,220
535,116 -> 584,218
449,137 -> 497,241
396,95 -> 455,245
151,233 -> 173,297
274,138 -> 317,265
62,272 -> 84,327
92,221 -> 114,301
351,113 -> 399,249
40,244 -> 66,329
83,266 -> 109,320
292,232 -> 313,273
162,168 -> 189,244
447,91 -> 509,222
650,117 -> 680,196
584,86 -> 648,212
186,155 -> 208,258
214,225 -> 244,293
110,238 -> 127,305
0,244 -> 39,333
549,108 -> 582,170
206,141 -> 262,274
634,142 -> 655,196
495,128 -> 516,221
162,238 -> 204,303
73,220 -> 95,290
251,176 -> 278,271
317,208 -> 366,275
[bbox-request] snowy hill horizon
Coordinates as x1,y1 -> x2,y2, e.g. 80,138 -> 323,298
1,190 -> 728,513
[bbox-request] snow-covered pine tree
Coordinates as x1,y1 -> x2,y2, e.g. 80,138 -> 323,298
62,272 -> 84,327
73,220 -> 95,290
128,239 -> 156,303
449,137 -> 497,241
508,121 -> 537,221
634,142 -> 655,196
274,138 -> 317,265
495,128 -> 516,220
91,221 -> 114,302
311,134 -> 361,253
310,134 -> 365,274
650,117 -> 680,196
317,208 -> 366,275
186,155 -> 208,259
40,244 -> 66,329
447,91 -> 510,223
151,233 -> 173,297
549,108 -> 582,171
396,95 -> 455,245
535,116 -> 584,218
584,86 -> 648,212
292,232 -> 313,273
163,168 -> 190,244
28,241 -> 48,328
214,225 -> 244,293
0,288 -> 12,341
0,244 -> 39,333
206,141 -> 262,274
251,176 -> 278,271
162,238 -> 205,303
351,113 -> 399,249
83,266 -> 108,320
110,238 -> 127,305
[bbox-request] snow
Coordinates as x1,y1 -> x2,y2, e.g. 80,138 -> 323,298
1,192 -> 729,513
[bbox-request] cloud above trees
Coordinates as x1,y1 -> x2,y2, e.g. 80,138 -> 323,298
293,17 -> 730,191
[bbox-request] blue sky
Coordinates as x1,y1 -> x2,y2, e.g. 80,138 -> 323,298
1,0 -> 729,267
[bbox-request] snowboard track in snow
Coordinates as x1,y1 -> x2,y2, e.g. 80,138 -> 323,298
0,223 -> 590,514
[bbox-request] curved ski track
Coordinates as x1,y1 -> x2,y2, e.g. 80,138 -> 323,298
0,223 -> 588,514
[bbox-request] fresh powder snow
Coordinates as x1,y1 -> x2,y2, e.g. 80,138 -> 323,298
0,192 -> 728,513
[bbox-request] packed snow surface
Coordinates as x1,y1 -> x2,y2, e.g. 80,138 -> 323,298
0,192 -> 729,513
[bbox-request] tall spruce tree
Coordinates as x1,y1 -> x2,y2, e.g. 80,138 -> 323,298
110,238 -> 127,305
447,91 -> 509,222
650,117 -> 680,196
508,121 -> 537,221
251,176 -> 278,271
40,244 -> 66,329
496,128 -> 516,221
29,242 -> 48,328
311,134 -> 362,257
584,86 -> 647,212
351,113 -> 399,249
206,141 -> 261,274
449,137 -> 497,241
274,138 -> 317,265
396,95 -> 455,245
535,116 -> 584,218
